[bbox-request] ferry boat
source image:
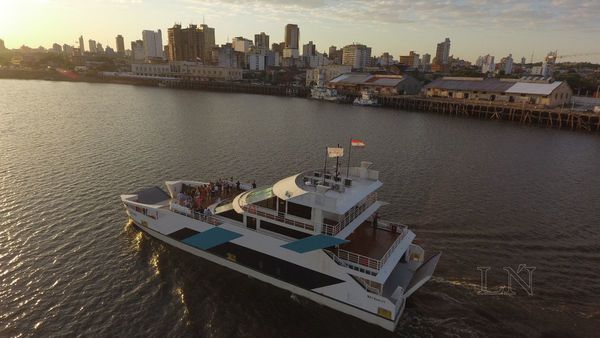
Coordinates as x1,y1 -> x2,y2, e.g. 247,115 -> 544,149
121,161 -> 440,331
353,90 -> 381,107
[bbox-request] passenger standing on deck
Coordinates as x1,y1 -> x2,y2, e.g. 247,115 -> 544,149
252,180 -> 257,189
236,180 -> 241,191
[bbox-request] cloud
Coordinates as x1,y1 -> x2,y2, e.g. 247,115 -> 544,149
182,0 -> 600,31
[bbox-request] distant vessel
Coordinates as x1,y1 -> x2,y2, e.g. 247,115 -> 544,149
311,86 -> 342,101
354,90 -> 380,107
121,161 -> 440,331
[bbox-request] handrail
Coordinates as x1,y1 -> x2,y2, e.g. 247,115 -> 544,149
322,192 -> 378,236
333,224 -> 408,272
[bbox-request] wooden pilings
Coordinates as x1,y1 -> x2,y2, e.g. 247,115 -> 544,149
375,95 -> 600,132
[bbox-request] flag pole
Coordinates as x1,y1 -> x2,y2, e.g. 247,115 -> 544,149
346,137 -> 352,177
323,146 -> 328,185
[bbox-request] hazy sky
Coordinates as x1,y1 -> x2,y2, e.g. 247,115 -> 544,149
1,0 -> 600,63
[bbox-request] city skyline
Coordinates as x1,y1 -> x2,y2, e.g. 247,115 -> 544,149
1,0 -> 600,63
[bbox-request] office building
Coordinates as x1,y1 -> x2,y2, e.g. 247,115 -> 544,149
116,35 -> 125,56
96,42 -> 104,54
305,64 -> 351,86
500,54 -> 514,74
131,40 -> 145,61
435,38 -> 451,65
341,43 -> 371,69
283,24 -> 299,59
88,39 -> 97,54
232,37 -> 253,53
142,29 -> 164,60
399,51 -> 419,68
52,43 -> 62,54
78,36 -> 85,55
480,54 -> 495,73
254,32 -> 269,51
168,23 -> 215,63
303,41 -> 316,57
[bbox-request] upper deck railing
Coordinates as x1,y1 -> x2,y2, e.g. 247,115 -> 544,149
321,192 -> 378,236
335,222 -> 408,273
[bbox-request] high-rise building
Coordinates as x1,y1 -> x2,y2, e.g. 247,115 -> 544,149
96,42 -> 104,54
52,43 -> 62,54
142,29 -> 164,60
399,51 -> 419,68
116,35 -> 125,56
500,54 -> 513,74
0,39 -> 5,51
62,44 -> 73,56
167,23 -> 215,63
271,42 -> 285,54
341,43 -> 371,69
131,40 -> 145,61
254,32 -> 269,51
283,24 -> 299,59
302,41 -> 316,57
521,56 -> 527,65
78,36 -> 85,55
421,53 -> 431,65
328,46 -> 342,64
480,54 -> 495,73
435,38 -> 451,65
284,24 -> 299,49
200,24 -> 215,62
379,52 -> 394,66
232,37 -> 253,53
88,39 -> 97,54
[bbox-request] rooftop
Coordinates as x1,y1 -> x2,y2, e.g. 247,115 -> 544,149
425,77 -> 566,96
328,73 -> 408,87
271,164 -> 382,215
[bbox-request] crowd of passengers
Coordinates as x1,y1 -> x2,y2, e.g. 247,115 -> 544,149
175,178 -> 256,213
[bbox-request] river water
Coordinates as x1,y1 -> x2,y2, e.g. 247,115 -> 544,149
1,79 -> 599,337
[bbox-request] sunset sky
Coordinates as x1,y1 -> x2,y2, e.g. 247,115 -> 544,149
1,0 -> 600,63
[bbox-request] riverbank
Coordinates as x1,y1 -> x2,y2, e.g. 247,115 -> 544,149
2,70 -> 598,133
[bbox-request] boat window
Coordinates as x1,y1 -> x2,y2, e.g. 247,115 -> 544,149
287,202 -> 312,220
247,216 -> 257,230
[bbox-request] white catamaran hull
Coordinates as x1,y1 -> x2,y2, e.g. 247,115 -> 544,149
129,212 -> 404,331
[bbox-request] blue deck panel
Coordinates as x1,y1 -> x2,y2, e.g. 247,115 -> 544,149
182,227 -> 242,250
281,234 -> 348,253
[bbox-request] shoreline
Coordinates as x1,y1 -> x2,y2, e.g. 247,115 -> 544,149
2,70 -> 598,133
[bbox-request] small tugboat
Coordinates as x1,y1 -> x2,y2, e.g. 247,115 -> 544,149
353,90 -> 381,107
121,153 -> 440,331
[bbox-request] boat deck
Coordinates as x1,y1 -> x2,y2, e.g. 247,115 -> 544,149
337,220 -> 401,259
173,186 -> 245,211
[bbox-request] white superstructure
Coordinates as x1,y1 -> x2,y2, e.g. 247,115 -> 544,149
121,161 -> 440,331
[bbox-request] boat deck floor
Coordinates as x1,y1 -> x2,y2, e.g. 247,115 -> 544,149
337,220 -> 401,259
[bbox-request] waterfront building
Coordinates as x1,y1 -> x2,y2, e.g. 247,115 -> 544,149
167,23 -> 215,63
88,39 -> 97,54
232,37 -> 253,53
326,73 -> 422,95
131,61 -> 243,81
116,35 -> 125,56
254,32 -> 269,51
131,40 -> 145,61
423,77 -> 572,107
52,43 -> 62,54
306,52 -> 330,68
248,48 -> 267,71
78,36 -> 85,55
306,64 -> 351,86
341,44 -> 372,70
142,29 -> 164,60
